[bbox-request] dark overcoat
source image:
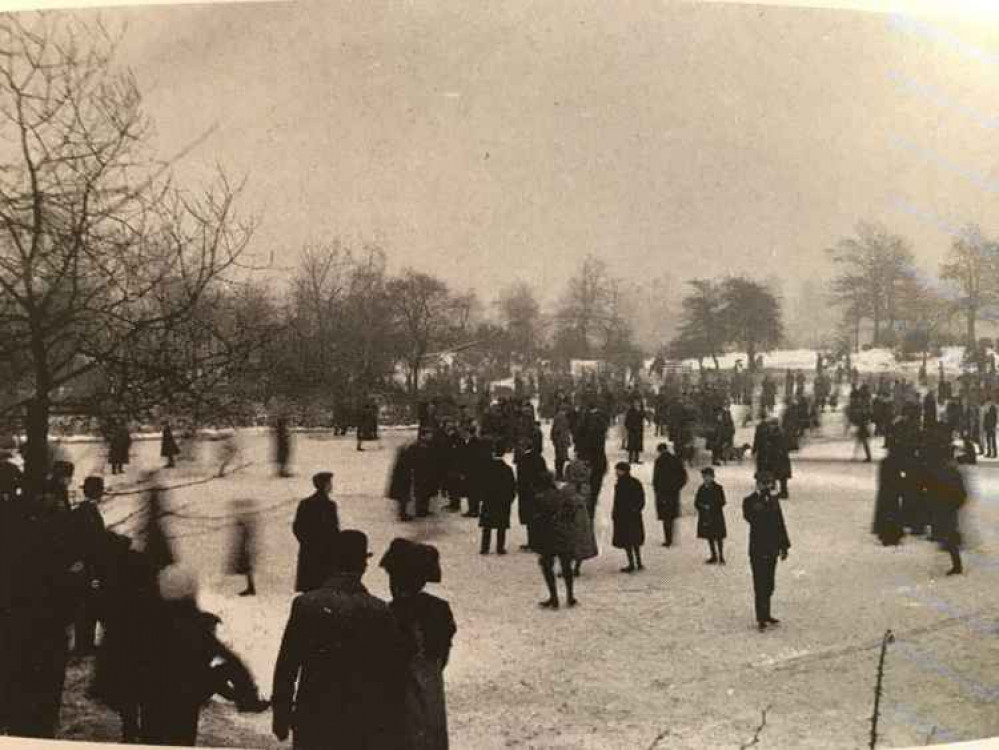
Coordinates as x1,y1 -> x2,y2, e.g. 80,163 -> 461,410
652,451 -> 687,520
624,407 -> 645,452
742,491 -> 791,559
479,458 -> 515,530
514,450 -> 547,527
272,575 -> 410,750
694,483 -> 727,540
390,592 -> 457,750
612,475 -> 646,549
160,425 -> 180,459
292,493 -> 340,593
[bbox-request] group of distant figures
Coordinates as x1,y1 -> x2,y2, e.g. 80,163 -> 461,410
0,366 -> 984,747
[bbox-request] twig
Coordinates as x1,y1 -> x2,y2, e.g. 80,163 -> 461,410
870,629 -> 896,749
739,704 -> 772,750
646,729 -> 670,750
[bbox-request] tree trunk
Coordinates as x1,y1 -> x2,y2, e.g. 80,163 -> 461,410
712,354 -> 720,370
23,396 -> 51,497
967,306 -> 977,349
747,342 -> 757,373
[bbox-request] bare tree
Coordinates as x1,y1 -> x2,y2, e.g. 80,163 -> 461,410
0,16 -> 253,489
386,269 -> 461,396
554,253 -> 616,359
827,222 -> 916,348
496,281 -> 542,365
940,223 -> 999,348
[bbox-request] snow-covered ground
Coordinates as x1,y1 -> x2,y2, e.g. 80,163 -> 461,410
53,413 -> 999,749
680,346 -> 981,376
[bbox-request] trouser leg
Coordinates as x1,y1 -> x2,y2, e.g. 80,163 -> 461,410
540,556 -> 558,603
480,528 -> 491,554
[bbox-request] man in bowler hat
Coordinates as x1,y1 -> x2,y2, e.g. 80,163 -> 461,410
743,471 -> 791,632
272,530 -> 410,750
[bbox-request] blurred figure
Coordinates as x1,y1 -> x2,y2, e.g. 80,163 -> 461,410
109,420 -> 132,475
142,473 -> 175,573
927,459 -> 967,576
380,539 -> 457,750
138,565 -> 268,746
161,421 -> 180,469
292,472 -> 340,593
0,448 -> 23,501
227,499 -> 258,596
217,431 -> 240,477
274,416 -> 293,478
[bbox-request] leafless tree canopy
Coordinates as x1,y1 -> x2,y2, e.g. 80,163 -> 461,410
0,15 -> 253,487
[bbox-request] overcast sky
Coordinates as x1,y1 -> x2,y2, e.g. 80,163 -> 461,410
74,0 -> 999,307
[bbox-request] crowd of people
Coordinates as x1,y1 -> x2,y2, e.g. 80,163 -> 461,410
0,357 -> 988,746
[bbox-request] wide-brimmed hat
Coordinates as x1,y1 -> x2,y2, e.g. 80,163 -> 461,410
380,537 -> 442,584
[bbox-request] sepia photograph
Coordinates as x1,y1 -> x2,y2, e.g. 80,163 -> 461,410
0,0 -> 999,748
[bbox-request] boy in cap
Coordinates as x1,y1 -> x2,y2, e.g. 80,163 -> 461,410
694,467 -> 727,564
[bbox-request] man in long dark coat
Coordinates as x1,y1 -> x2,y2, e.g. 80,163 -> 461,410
612,462 -> 645,573
292,472 -> 340,593
872,455 -> 904,546
984,397 -> 997,458
743,472 -> 791,632
514,440 -> 547,551
624,400 -> 645,464
652,442 -> 686,547
272,531 -> 410,750
479,442 -> 516,555
550,405 -> 573,481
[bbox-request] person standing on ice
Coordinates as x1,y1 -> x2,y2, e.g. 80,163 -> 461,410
160,421 -> 180,469
694,467 -> 727,564
653,442 -> 686,548
293,471 -> 340,593
743,471 -> 791,632
984,396 -> 997,458
612,462 -> 646,573
624,398 -> 645,464
272,530 -> 410,750
380,538 -> 456,750
478,441 -> 515,555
